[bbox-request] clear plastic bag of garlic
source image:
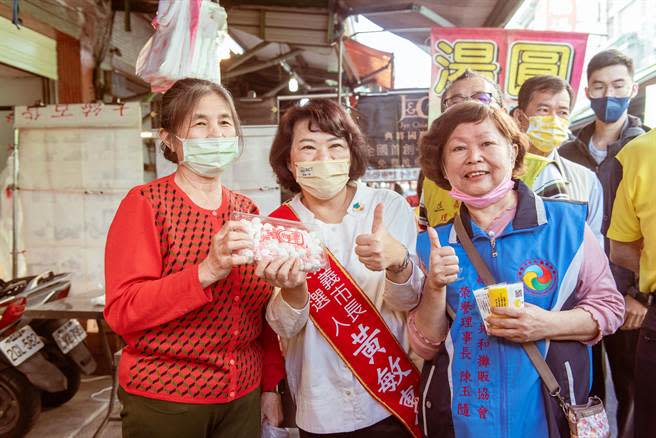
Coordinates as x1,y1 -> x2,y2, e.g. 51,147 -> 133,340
232,212 -> 327,272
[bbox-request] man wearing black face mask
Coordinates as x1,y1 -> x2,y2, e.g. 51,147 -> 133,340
560,49 -> 649,438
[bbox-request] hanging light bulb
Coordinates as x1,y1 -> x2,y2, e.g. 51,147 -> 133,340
288,77 -> 299,92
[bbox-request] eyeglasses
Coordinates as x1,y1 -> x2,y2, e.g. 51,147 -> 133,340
588,82 -> 633,99
443,91 -> 496,109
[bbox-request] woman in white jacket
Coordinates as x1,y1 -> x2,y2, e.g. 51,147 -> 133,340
257,99 -> 423,437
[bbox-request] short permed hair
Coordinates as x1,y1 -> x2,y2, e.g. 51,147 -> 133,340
587,49 -> 634,80
420,101 -> 528,190
441,69 -> 504,111
517,75 -> 574,111
269,99 -> 368,193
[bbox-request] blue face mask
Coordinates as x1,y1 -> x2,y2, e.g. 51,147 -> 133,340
589,96 -> 631,123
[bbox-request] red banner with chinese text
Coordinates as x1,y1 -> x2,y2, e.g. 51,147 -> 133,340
429,28 -> 588,121
270,204 -> 421,438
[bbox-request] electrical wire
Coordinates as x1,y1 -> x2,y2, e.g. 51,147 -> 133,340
90,385 -> 113,402
81,375 -> 111,383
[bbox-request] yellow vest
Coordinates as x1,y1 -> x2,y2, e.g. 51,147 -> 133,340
422,153 -> 552,227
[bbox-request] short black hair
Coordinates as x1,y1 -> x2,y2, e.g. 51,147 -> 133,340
517,75 -> 574,111
587,49 -> 634,80
440,69 -> 503,111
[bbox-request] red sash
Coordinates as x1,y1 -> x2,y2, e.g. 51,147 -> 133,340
270,204 -> 421,437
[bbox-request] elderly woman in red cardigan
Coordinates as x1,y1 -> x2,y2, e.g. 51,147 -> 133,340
104,78 -> 284,438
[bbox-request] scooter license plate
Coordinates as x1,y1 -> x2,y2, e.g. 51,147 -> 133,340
0,325 -> 45,366
53,319 -> 87,354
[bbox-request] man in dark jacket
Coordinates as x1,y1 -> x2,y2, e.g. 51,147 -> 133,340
560,48 -> 648,438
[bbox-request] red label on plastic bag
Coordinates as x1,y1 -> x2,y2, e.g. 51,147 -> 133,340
262,228 -> 306,246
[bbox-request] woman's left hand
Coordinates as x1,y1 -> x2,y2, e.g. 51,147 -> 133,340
355,203 -> 406,271
486,303 -> 554,343
261,391 -> 283,426
255,257 -> 307,289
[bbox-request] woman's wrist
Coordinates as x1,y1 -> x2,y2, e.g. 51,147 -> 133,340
526,307 -> 555,340
546,308 -> 598,341
281,283 -> 309,309
409,312 -> 444,347
414,292 -> 449,343
198,257 -> 226,287
424,278 -> 447,295
386,245 -> 410,274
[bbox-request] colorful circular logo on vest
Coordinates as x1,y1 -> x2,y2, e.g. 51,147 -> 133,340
518,259 -> 557,296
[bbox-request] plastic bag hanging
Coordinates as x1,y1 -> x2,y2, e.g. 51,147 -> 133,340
136,0 -> 227,93
261,422 -> 290,438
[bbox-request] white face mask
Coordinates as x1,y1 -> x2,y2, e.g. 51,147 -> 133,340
175,136 -> 240,177
294,159 -> 350,200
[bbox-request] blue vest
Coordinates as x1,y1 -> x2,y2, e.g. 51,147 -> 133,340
416,182 -> 590,438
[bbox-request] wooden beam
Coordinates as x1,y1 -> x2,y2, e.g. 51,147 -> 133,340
111,0 -> 157,13
262,78 -> 291,97
290,45 -> 309,69
226,41 -> 270,71
484,0 -> 524,27
56,30 -> 83,103
0,0 -> 83,39
413,4 -> 454,28
0,2 -> 56,38
223,48 -> 304,79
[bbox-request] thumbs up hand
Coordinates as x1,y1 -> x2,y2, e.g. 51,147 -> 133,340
426,227 -> 460,291
355,203 -> 407,272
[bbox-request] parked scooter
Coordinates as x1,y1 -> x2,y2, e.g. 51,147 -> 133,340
0,294 -> 66,438
23,272 -> 97,406
0,271 -> 98,437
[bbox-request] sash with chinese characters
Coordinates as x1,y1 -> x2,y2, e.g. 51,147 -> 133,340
270,203 -> 421,437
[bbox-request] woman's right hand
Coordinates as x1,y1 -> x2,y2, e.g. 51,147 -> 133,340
426,227 -> 460,291
256,257 -> 308,309
199,221 -> 253,287
255,257 -> 307,289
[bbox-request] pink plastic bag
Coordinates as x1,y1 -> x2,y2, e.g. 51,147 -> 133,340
136,0 -> 227,93
261,422 -> 289,438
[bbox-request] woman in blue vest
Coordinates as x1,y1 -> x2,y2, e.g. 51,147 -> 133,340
408,101 -> 625,437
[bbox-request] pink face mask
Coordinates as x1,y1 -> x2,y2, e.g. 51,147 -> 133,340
449,178 -> 515,209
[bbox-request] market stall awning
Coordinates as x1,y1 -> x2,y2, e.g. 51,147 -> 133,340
343,38 -> 393,89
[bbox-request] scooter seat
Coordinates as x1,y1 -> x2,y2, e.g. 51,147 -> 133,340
0,276 -> 35,298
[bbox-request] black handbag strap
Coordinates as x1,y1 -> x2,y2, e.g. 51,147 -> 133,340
452,214 -> 562,398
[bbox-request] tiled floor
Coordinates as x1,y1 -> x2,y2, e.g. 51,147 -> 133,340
25,368 -> 615,438
25,376 -> 299,438
26,375 -> 121,438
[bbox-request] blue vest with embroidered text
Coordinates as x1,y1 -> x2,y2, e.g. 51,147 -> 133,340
416,198 -> 588,438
